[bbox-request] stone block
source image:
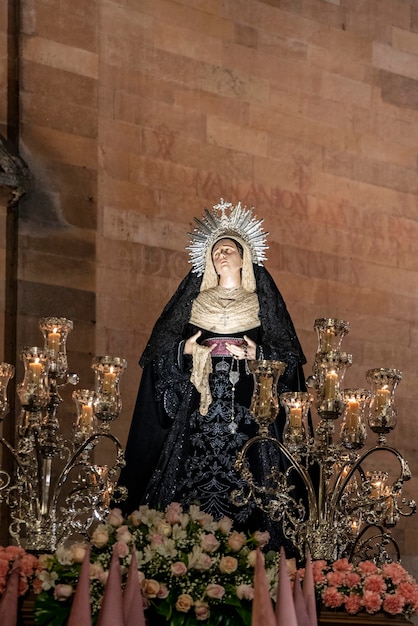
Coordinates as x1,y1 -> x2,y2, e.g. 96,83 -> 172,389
234,22 -> 257,49
320,71 -> 372,108
21,61 -> 97,107
19,245 -> 95,292
21,123 -> 98,170
22,35 -> 98,79
17,280 -> 95,321
372,42 -> 418,81
379,70 -> 418,111
174,88 -> 250,126
20,90 -> 97,139
392,26 -> 418,56
21,0 -> 98,51
114,91 -> 206,142
127,0 -> 234,41
98,119 -> 143,153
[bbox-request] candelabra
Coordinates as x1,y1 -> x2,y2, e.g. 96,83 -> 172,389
233,318 -> 416,563
0,317 -> 127,552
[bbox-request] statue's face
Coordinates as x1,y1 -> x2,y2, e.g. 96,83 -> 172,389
212,239 -> 243,277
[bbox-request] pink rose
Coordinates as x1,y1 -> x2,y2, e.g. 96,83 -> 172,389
200,533 -> 220,553
69,543 -> 87,564
206,583 -> 225,599
114,540 -> 130,558
150,533 -> 164,548
157,583 -> 169,599
227,531 -> 246,552
128,511 -> 142,526
91,526 -> 109,548
107,508 -> 124,527
247,550 -> 258,568
54,584 -> 73,601
219,556 -> 238,574
236,584 -> 254,600
194,600 -> 210,621
171,561 -> 188,576
165,502 -> 183,524
90,562 -> 104,580
253,531 -> 270,548
116,525 -> 133,544
176,593 -> 194,612
192,553 -> 213,571
143,579 -> 160,598
218,517 -> 233,535
156,521 -> 172,537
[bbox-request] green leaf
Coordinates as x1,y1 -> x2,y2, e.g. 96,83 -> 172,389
34,592 -> 71,626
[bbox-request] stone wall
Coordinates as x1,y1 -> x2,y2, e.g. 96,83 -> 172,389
0,0 -> 417,573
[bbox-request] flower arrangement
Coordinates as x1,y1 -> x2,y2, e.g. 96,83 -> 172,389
33,503 -> 278,625
297,557 -> 418,620
0,545 -> 38,597
31,502 -> 418,625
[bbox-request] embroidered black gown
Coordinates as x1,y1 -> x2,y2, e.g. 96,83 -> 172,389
117,265 -> 308,552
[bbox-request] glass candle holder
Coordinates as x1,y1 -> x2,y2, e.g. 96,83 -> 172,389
315,351 -> 352,418
314,318 -> 350,353
280,391 -> 312,451
92,356 -> 127,427
39,317 -> 73,378
365,470 -> 388,499
72,389 -> 96,443
248,360 -> 286,436
340,388 -> 370,450
0,363 -> 15,420
17,347 -> 49,412
366,368 -> 402,437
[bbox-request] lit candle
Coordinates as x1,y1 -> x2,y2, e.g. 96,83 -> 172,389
259,375 -> 272,404
289,406 -> 302,429
321,331 -> 333,352
376,387 -> 390,410
29,360 -> 43,383
102,369 -> 116,393
81,404 -> 93,428
324,370 -> 338,401
346,398 -> 360,430
48,329 -> 60,352
351,519 -> 360,534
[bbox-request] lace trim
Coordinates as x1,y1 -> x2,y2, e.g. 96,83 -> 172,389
190,343 -> 213,415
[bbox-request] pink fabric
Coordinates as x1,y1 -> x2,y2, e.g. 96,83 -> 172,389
68,545 -> 92,626
97,544 -> 125,626
0,560 -> 20,626
293,571 -> 311,626
251,548 -> 276,626
275,546 -> 298,626
203,337 -> 245,356
124,547 -> 146,626
302,552 -> 318,626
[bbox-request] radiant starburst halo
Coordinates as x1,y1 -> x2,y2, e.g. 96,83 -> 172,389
187,199 -> 269,275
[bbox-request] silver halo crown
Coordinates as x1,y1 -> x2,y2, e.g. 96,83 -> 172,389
187,199 -> 269,275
